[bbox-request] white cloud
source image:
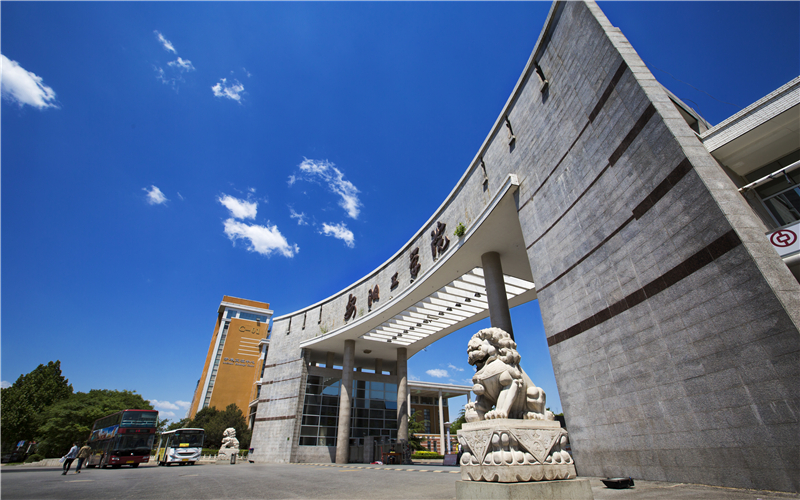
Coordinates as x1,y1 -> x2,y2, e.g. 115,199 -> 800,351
144,185 -> 168,205
177,192 -> 184,201
321,222 -> 355,248
154,66 -> 167,82
1,380 -> 11,389
447,363 -> 464,372
149,399 -> 189,420
426,369 -> 449,378
151,399 -> 191,412
223,218 -> 298,258
168,57 -> 195,72
1,54 -> 58,109
152,32 -> 193,91
154,31 -> 177,53
154,66 -> 183,90
294,159 -> 362,219
409,374 -> 420,381
287,175 -> 297,186
151,399 -> 179,410
290,208 -> 308,226
212,78 -> 245,102
243,67 -> 252,78
218,194 -> 257,220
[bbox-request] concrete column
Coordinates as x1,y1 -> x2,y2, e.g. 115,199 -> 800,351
408,393 -> 412,417
481,251 -> 514,340
438,390 -> 445,455
375,358 -> 383,374
326,351 -> 335,368
396,348 -> 408,442
335,340 -> 355,464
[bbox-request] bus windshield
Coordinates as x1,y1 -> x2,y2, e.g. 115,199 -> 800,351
115,434 -> 154,453
170,431 -> 204,448
121,411 -> 158,428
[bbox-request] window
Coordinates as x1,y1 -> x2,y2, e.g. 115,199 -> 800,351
762,186 -> 800,226
203,323 -> 229,408
747,150 -> 800,227
299,377 -> 399,446
226,308 -> 269,322
239,311 -> 269,322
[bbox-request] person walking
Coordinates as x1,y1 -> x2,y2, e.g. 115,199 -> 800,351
61,443 -> 79,475
75,442 -> 92,473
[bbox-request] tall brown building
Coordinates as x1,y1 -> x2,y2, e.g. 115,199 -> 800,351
188,296 -> 272,426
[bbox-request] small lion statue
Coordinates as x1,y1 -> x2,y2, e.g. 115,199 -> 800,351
464,328 -> 555,422
218,427 -> 240,459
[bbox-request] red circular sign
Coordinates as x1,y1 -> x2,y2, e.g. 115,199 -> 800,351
770,229 -> 797,248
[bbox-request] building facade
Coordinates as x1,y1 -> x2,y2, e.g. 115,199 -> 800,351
188,296 -> 273,425
249,0 -> 798,493
408,380 -> 471,455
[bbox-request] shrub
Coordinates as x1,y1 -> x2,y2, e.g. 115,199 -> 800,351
411,450 -> 444,459
24,454 -> 44,463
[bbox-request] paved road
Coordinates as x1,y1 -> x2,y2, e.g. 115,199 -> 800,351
2,462 -> 797,499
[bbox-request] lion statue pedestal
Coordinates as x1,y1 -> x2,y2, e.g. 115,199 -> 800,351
455,328 -> 593,499
216,427 -> 240,465
458,419 -> 575,482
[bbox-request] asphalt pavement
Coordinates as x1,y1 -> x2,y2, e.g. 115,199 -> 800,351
1,462 -> 797,500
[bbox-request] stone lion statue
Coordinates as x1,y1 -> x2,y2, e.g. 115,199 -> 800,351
218,427 -> 240,459
464,328 -> 555,422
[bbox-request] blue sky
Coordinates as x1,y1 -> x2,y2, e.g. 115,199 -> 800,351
2,2 -> 798,422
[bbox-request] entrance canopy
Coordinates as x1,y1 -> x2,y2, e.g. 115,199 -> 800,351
300,175 -> 537,365
408,380 -> 472,401
359,267 -> 534,347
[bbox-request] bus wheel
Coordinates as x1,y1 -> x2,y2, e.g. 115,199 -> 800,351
131,463 -> 139,468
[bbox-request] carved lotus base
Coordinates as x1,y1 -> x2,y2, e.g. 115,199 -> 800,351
457,419 -> 576,483
217,448 -> 240,461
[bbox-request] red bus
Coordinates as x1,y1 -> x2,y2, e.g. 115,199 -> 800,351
85,409 -> 158,468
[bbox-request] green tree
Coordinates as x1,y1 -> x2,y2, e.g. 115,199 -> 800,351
1,361 -> 73,451
187,404 -> 250,449
449,408 -> 466,433
156,417 -> 170,434
36,389 -> 152,457
408,410 -> 428,451
166,418 -> 191,432
189,406 -> 219,430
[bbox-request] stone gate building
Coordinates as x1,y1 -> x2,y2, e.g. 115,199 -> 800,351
250,1 -> 799,492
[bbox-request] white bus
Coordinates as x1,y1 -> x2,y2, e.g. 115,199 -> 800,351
155,428 -> 204,466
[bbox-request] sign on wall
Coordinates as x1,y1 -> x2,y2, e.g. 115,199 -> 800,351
768,222 -> 800,257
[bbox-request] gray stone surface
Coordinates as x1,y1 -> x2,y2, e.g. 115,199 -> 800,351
250,0 -> 800,493
5,464 -> 798,500
456,479 -> 593,500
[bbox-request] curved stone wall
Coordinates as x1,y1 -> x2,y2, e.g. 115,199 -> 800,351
251,1 -> 799,491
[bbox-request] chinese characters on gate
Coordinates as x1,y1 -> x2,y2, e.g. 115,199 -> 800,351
343,220 -> 451,322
